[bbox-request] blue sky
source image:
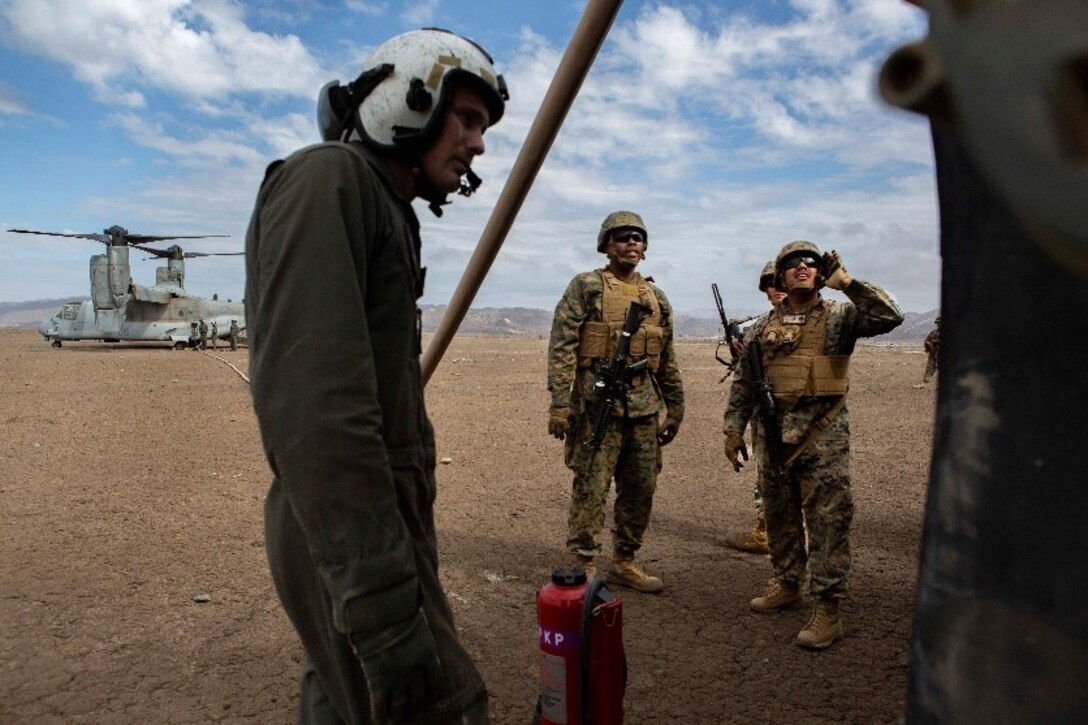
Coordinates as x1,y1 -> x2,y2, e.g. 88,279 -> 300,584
0,0 -> 935,314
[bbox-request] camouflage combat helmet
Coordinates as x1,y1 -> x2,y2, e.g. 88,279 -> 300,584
597,211 -> 648,253
775,240 -> 823,270
775,240 -> 824,288
758,259 -> 777,291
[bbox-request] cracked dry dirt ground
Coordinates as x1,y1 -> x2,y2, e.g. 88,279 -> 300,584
0,328 -> 933,724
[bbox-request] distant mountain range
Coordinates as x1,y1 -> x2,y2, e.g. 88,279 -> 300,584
0,298 -> 87,329
1,298 -> 937,341
419,304 -> 937,341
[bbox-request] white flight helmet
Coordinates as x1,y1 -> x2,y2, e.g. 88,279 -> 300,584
318,28 -> 507,151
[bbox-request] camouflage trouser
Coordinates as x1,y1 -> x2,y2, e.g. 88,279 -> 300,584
751,424 -> 765,517
923,349 -> 938,382
564,413 -> 661,558
758,411 -> 853,599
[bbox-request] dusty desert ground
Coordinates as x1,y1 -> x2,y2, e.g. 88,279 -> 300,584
0,327 -> 935,724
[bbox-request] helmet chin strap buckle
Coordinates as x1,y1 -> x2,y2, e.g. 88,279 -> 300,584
423,167 -> 479,217
423,168 -> 480,216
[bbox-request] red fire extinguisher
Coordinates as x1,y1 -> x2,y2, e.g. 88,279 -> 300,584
536,566 -> 625,725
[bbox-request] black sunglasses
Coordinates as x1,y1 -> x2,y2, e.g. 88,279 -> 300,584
782,255 -> 820,271
612,230 -> 645,243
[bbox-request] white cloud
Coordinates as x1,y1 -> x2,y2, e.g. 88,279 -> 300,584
1,0 -> 328,103
400,0 -> 440,26
345,0 -> 387,15
414,3 -> 936,313
0,81 -> 30,115
113,113 -> 268,168
0,1 -> 939,311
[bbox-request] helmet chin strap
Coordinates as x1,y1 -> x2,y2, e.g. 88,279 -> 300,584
415,166 -> 483,218
411,164 -> 449,218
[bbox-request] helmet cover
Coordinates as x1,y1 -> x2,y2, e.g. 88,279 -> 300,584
597,210 -> 648,253
758,259 -> 777,291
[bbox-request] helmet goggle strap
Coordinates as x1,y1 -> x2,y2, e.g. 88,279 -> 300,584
332,63 -> 395,143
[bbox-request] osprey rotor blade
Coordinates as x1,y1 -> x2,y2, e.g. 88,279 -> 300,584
8,228 -> 110,244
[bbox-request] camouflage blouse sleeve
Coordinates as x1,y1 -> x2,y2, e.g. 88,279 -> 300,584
840,279 -> 905,341
547,274 -> 591,409
652,286 -> 685,421
819,279 -> 906,355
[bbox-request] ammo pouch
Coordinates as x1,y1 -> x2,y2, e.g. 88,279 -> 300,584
577,320 -> 663,370
765,354 -> 850,410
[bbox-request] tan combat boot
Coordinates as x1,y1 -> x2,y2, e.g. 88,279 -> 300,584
723,516 -> 770,555
575,555 -> 597,581
749,579 -> 802,612
796,598 -> 844,650
608,554 -> 664,593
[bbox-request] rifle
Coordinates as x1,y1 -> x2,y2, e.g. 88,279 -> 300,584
746,339 -> 786,475
711,283 -> 743,375
583,301 -> 652,464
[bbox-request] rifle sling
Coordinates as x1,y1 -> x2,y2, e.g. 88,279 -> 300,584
781,395 -> 847,469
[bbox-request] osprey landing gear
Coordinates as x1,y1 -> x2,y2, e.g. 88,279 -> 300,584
51,340 -> 62,348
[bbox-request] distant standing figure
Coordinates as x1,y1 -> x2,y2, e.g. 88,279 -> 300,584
723,259 -> 787,556
547,210 -> 684,593
198,319 -> 208,350
189,321 -> 199,349
210,321 -> 218,350
923,316 -> 941,384
229,319 -> 239,351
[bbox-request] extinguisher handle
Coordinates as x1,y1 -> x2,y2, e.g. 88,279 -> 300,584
579,578 -> 614,725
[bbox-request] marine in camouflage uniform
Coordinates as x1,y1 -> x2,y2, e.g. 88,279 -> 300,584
723,259 -> 787,555
547,211 -> 684,594
723,240 -> 903,649
198,319 -> 208,350
922,316 -> 941,383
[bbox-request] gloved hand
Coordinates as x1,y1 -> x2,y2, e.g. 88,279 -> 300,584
723,432 -> 749,472
548,406 -> 572,440
657,417 -> 681,446
822,250 -> 853,290
348,608 -> 443,724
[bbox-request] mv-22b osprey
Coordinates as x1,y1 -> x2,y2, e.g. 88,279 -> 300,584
7,225 -> 245,349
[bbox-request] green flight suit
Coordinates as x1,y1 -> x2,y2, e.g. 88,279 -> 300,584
245,141 -> 487,724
